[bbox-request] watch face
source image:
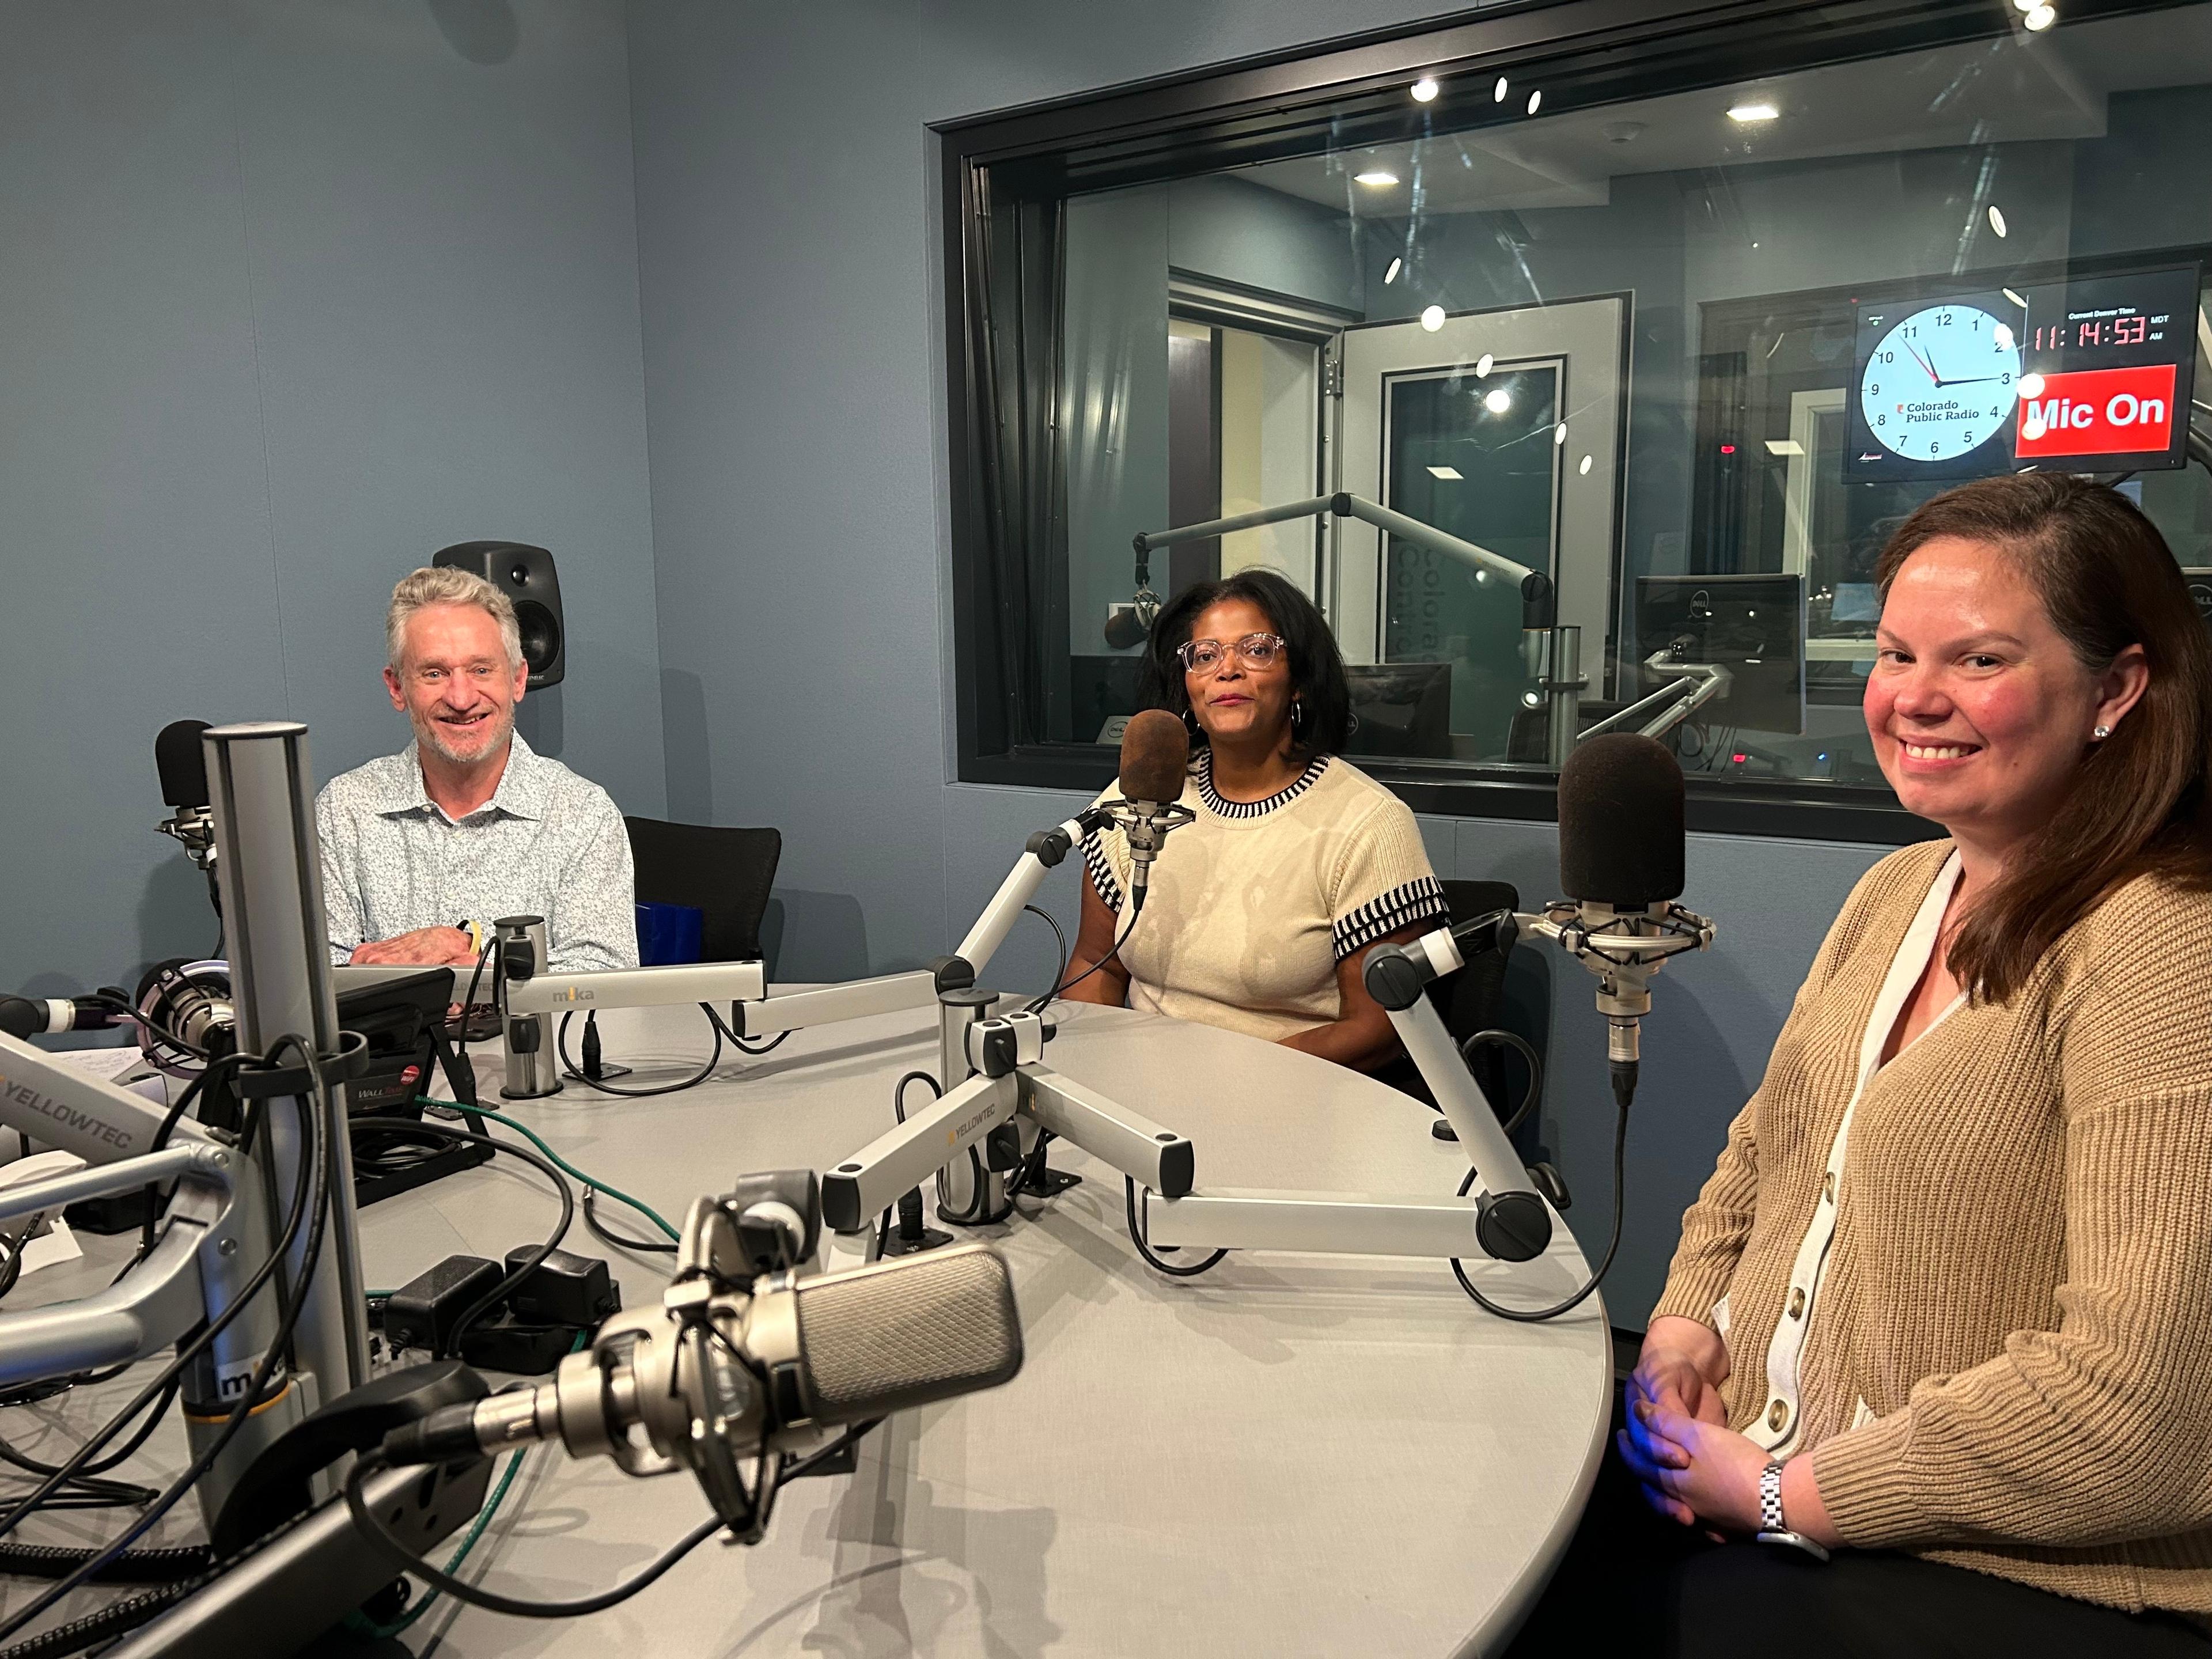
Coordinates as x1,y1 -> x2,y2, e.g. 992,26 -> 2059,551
1858,302 -> 2021,464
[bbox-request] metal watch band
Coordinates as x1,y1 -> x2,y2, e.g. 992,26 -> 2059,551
1760,1459 -> 1787,1531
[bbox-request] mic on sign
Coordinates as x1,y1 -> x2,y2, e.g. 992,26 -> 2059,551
155,719 -> 218,874
1552,733 -> 1710,1107
1112,710 -> 1196,911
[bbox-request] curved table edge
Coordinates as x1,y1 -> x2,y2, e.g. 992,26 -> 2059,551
1455,1290 -> 1614,1657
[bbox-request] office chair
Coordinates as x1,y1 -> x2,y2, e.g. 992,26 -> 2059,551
623,817 -> 782,966
1373,878 -> 1528,1129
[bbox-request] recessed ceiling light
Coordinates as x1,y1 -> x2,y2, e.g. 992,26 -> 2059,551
2025,4 -> 2056,29
1728,102 -> 1779,123
1354,169 -> 1400,187
1483,388 -> 1513,414
1987,204 -> 2008,237
2018,372 -> 2047,399
1525,89 -> 1543,115
1427,464 -> 1463,480
1578,453 -> 1594,476
2013,0 -> 2039,10
1411,78 -> 1439,103
1764,438 -> 1805,457
1553,422 -> 1567,446
1993,324 -> 2015,350
1494,77 -> 1508,103
1420,305 -> 1446,332
2002,287 -> 2028,308
1475,352 -> 1495,377
1384,257 -> 1403,285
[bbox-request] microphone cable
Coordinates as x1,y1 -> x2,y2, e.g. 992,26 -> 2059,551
1025,896 -> 1143,1016
1123,1177 -> 1227,1278
0,1035 -> 336,1646
344,1449 -> 723,1621
1449,1096 -> 1628,1323
344,1118 -> 576,1361
556,1005 -> 722,1097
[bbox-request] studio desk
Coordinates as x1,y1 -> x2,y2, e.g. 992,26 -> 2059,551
14,995 -> 1615,1658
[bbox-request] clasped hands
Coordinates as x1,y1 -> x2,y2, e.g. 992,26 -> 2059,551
1620,1315 -> 1840,1547
349,926 -> 479,967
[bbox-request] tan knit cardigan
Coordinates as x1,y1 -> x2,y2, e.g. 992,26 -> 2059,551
1653,839 -> 2212,1613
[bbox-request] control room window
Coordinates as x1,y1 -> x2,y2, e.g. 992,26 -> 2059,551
942,0 -> 2212,838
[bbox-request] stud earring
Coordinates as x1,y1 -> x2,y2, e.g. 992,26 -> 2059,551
2092,724 -> 2112,741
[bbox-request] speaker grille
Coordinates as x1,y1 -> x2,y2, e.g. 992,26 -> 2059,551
794,1244 -> 1022,1423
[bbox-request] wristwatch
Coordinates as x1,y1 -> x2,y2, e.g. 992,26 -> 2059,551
1755,1459 -> 1832,1560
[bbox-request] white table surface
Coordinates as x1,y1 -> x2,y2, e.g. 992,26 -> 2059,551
6,996 -> 1612,1658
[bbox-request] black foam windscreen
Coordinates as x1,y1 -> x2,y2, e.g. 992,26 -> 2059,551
156,719 -> 213,809
791,1244 -> 1023,1424
1118,709 -> 1190,805
1557,733 -> 1685,907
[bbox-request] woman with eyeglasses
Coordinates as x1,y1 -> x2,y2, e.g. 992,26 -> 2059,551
1059,570 -> 1449,1071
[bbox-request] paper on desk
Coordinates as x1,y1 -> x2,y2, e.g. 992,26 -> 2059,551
0,1150 -> 88,1276
54,1046 -> 147,1083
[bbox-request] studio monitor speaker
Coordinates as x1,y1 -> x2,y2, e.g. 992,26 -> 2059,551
432,541 -> 565,688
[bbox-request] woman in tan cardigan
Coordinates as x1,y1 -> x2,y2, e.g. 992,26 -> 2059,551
1513,474 -> 2212,1655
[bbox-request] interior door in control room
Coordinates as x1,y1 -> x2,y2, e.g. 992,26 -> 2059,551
1330,297 -> 1627,760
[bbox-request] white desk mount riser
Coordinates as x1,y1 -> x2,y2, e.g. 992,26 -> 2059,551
493,801 -> 1134,1102
812,890 -> 1713,1277
0,722 -> 373,1527
1137,492 -> 1739,757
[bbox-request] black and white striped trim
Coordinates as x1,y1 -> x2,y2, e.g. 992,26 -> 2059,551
1195,751 -> 1330,819
1332,876 -> 1450,961
1081,832 -> 1124,911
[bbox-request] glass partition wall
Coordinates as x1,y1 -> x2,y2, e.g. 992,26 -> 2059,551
941,0 -> 2212,838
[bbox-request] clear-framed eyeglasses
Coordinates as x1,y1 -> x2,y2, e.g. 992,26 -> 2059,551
1177,632 -> 1286,676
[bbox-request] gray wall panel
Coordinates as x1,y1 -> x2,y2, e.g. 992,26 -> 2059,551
1,0 -> 665,996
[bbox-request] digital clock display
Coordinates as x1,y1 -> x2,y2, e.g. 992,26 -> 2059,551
2014,265 -> 2199,472
2030,315 -> 2153,350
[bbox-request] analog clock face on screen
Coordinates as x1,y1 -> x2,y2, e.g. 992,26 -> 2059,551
1858,302 -> 2021,462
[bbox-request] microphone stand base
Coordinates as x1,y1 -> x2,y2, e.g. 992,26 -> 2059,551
1025,1165 -> 1084,1199
880,1223 -> 956,1257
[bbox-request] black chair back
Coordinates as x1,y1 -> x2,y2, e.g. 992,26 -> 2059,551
1373,877 -> 1522,1110
624,817 -> 782,965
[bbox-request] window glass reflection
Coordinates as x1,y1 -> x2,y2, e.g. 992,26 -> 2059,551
993,2 -> 2212,808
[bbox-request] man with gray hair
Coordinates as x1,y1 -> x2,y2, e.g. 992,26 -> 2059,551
315,566 -> 638,971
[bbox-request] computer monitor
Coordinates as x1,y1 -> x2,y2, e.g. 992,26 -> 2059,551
2183,569 -> 2212,635
1634,574 -> 1806,737
1344,661 -> 1454,758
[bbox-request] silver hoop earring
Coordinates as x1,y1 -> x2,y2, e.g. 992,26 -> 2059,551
1290,700 -> 1306,738
2092,724 -> 2112,741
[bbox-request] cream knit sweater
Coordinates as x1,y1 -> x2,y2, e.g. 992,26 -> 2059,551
1654,839 -> 2212,1614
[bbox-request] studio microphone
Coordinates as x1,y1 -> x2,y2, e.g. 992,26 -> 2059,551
0,994 -> 126,1041
1552,733 -> 1710,1107
378,1232 -> 1024,1532
1111,709 -> 1196,911
155,720 -> 217,873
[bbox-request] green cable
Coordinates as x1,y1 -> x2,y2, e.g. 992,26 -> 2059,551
344,1445 -> 529,1639
412,1096 -> 680,1241
340,1325 -> 589,1639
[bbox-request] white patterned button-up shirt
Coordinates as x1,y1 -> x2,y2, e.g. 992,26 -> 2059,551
315,733 -> 638,972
